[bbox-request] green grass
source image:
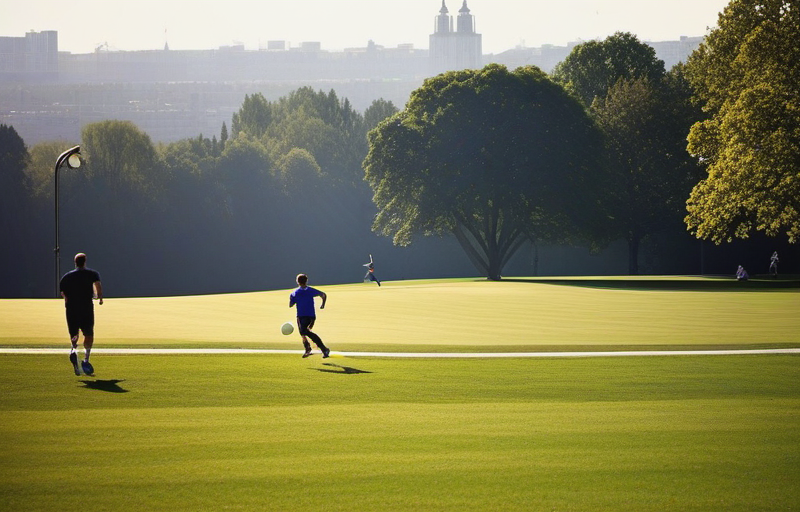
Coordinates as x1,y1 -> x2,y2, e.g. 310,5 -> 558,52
1,353 -> 798,512
2,276 -> 799,350
1,277 -> 799,511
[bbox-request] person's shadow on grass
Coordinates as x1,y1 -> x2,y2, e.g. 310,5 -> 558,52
313,363 -> 372,375
78,379 -> 129,393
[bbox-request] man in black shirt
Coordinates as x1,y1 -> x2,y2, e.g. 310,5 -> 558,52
60,253 -> 103,375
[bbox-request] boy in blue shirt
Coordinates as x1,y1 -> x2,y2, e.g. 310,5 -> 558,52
289,274 -> 330,358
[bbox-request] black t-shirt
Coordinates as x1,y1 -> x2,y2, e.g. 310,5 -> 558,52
60,267 -> 101,308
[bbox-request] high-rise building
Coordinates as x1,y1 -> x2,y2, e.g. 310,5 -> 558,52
429,0 -> 482,74
0,30 -> 58,79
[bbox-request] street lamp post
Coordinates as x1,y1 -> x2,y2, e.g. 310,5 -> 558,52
54,145 -> 82,297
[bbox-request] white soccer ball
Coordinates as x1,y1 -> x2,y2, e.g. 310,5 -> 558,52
281,322 -> 294,335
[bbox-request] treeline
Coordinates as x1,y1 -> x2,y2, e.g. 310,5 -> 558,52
3,18 -> 798,297
4,88 -> 480,297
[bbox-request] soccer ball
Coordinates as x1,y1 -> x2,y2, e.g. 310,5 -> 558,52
281,322 -> 294,335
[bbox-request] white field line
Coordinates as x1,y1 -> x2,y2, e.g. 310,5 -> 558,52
0,348 -> 798,357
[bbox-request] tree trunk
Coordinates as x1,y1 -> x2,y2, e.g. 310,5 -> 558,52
628,234 -> 640,275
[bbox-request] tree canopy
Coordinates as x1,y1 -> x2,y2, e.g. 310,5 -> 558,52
685,0 -> 800,243
551,32 -> 665,108
591,68 -> 703,273
364,64 -> 605,280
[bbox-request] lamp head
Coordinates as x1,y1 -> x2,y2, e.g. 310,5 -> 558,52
67,152 -> 81,169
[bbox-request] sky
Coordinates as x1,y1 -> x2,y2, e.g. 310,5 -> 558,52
1,0 -> 730,55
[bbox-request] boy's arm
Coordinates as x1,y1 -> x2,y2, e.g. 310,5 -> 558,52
319,291 -> 327,309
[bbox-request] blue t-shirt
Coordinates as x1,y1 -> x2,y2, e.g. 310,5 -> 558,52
289,286 -> 322,317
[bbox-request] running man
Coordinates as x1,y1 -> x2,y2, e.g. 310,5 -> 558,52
770,251 -> 779,278
59,252 -> 103,375
363,254 -> 381,286
289,274 -> 330,358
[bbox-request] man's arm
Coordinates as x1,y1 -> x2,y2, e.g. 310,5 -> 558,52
319,291 -> 327,309
94,281 -> 103,305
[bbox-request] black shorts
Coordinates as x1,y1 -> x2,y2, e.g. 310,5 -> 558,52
297,316 -> 316,336
66,306 -> 94,337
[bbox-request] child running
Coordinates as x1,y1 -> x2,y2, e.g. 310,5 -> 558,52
363,254 -> 381,286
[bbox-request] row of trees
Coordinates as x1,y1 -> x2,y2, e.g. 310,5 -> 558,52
365,34 -> 702,278
364,0 -> 797,279
2,0 -> 796,296
3,88 -> 404,296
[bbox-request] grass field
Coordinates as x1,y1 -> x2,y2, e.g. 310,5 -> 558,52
2,276 -> 799,350
1,277 -> 799,511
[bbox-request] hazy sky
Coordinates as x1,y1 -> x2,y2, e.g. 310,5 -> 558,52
1,0 -> 730,55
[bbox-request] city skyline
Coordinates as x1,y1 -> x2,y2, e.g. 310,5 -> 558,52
1,0 -> 729,55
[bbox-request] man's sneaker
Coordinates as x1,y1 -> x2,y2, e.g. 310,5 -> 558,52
81,360 -> 94,375
69,350 -> 80,375
302,349 -> 313,358
322,348 -> 331,359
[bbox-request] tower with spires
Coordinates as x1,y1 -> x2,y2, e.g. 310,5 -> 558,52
429,0 -> 482,74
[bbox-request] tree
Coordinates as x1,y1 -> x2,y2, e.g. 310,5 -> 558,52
363,99 -> 399,131
685,0 -> 800,243
231,93 -> 271,139
0,124 -> 30,230
276,147 -> 322,195
0,124 -> 32,295
216,132 -> 272,219
591,73 -> 703,274
364,64 -> 605,280
26,140 -> 71,199
220,121 -> 229,151
552,32 -> 665,108
265,87 -> 367,188
81,120 -> 161,202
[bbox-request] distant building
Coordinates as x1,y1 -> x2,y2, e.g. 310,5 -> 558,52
647,36 -> 704,69
0,30 -> 58,80
0,4 -> 711,146
429,0 -> 482,74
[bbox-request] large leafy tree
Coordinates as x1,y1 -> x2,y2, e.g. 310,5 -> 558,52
0,124 -> 30,230
364,64 -> 604,280
685,0 -> 800,243
552,32 -> 665,107
553,32 -> 704,274
0,124 -> 32,294
81,120 -> 161,204
591,70 -> 703,274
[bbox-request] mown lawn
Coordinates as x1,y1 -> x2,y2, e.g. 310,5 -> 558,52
1,277 -> 798,511
1,352 -> 798,512
2,277 -> 799,350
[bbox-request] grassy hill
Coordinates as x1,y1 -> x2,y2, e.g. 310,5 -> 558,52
2,276 -> 799,351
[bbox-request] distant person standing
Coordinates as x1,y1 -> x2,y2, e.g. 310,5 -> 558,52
770,251 -> 779,278
363,254 -> 381,286
60,252 -> 103,375
289,274 -> 330,358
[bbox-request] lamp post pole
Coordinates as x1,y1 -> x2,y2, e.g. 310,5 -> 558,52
54,145 -> 81,297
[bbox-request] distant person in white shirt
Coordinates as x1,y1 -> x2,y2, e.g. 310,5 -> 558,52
769,251 -> 779,278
